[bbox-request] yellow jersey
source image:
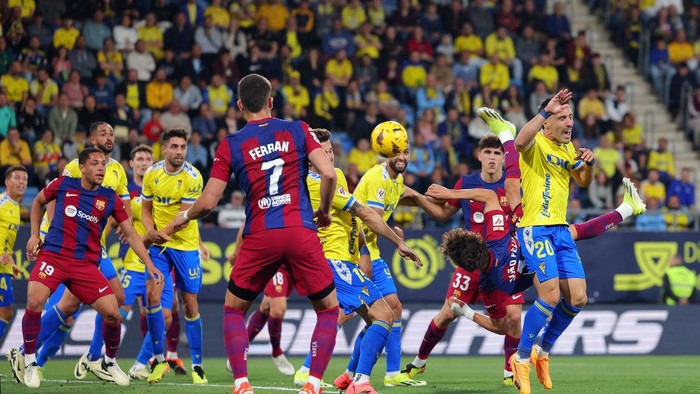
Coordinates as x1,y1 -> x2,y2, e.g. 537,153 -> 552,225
40,157 -> 130,241
307,168 -> 361,263
0,193 -> 20,275
520,132 -> 583,227
123,192 -> 146,272
0,75 -> 29,104
353,163 -> 404,260
142,161 -> 203,251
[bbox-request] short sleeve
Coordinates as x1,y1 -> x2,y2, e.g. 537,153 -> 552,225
116,164 -> 130,199
42,177 -> 63,202
332,173 -> 356,212
211,140 -> 233,182
111,193 -> 129,223
63,160 -> 81,178
141,170 -> 153,201
182,172 -> 203,204
365,179 -> 386,210
448,177 -> 463,208
301,121 -> 321,154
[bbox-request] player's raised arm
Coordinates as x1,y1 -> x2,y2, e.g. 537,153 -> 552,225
308,147 -> 337,227
571,147 -> 596,187
401,186 -> 459,221
515,89 -> 573,152
426,183 -> 501,213
349,200 -> 422,267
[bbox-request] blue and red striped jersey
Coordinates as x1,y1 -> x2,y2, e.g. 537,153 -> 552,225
479,210 -> 524,295
210,117 -> 322,235
448,172 -> 512,237
42,176 -> 129,263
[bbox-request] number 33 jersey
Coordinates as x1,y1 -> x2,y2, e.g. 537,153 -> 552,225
211,117 -> 322,235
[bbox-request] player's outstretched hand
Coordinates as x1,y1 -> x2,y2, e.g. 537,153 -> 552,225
426,183 -> 453,201
200,243 -> 210,261
398,242 -> 423,267
359,254 -> 372,279
0,252 -> 13,265
148,229 -> 171,245
313,209 -> 332,228
147,264 -> 164,285
26,235 -> 42,262
576,147 -> 596,166
173,211 -> 190,231
544,89 -> 573,115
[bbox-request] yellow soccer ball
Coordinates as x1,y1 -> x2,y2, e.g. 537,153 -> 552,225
371,121 -> 409,158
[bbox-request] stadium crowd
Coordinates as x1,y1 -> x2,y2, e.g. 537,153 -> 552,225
0,0 -> 694,230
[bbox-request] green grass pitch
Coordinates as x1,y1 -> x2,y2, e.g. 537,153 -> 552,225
1,356 -> 698,393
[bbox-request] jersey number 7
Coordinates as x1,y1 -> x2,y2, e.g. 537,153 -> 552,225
261,158 -> 284,195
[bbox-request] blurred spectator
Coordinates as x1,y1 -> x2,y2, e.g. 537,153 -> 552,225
582,53 -> 610,93
118,69 -> 146,113
566,31 -> 592,65
485,26 -> 521,81
160,100 -> 192,134
355,55 -> 379,93
229,0 -> 257,31
61,70 -> 89,109
417,74 -> 445,121
435,34 -> 455,61
110,93 -> 140,131
669,62 -> 696,118
661,255 -> 696,305
0,93 -> 18,138
174,76 -> 203,115
347,138 -> 377,175
53,16 -> 80,51
17,97 -> 45,143
218,191 -> 246,228
51,46 -> 71,84
415,108 -> 439,146
19,36 -> 48,77
500,85 -> 528,130
195,16 -> 224,63
82,10 -> 111,52
325,49 -> 353,88
146,69 -> 174,111
0,128 -> 32,174
258,0 -> 290,32
389,0 -> 418,40
479,54 -> 509,95
434,134 -> 459,182
407,27 -> 434,63
622,148 -> 640,178
143,111 -> 165,143
606,85 -> 630,126
454,22 -> 485,66
579,114 -> 601,148
667,167 -> 695,210
441,0 -> 468,37
291,0 -> 315,46
342,0 -> 366,32
26,13 -> 52,50
98,38 -> 124,84
78,95 -> 107,132
528,54 -> 558,92
517,0 -> 546,35
593,134 -> 623,179
382,26 -> 406,64
496,0 -> 519,33
438,107 -> 470,159
344,80 -> 363,129
113,14 -> 139,53
468,0 -> 494,39
181,0 -> 204,28
164,13 -> 195,60
546,2 -> 571,39
1,61 -> 29,107
48,93 -> 78,143
249,19 -> 279,61
91,74 -> 114,111
0,38 -> 14,75
33,128 -> 62,183
621,112 -> 644,148
350,102 -> 382,143
205,0 -> 230,29
641,169 -> 667,203
635,198 -> 667,230
529,81 -> 550,117
186,130 -> 208,175
68,36 -> 98,82
578,88 -> 607,122
430,54 -> 453,92
515,24 -> 541,77
204,74 -> 233,118
223,20 -> 248,63
192,104 -> 217,142
128,40 -> 157,84
588,171 -> 614,209
62,129 -> 87,165
406,133 -> 436,193
668,30 -> 694,68
29,68 -> 59,113
664,195 -> 691,231
649,39 -> 671,97
648,137 -> 675,181
421,2 -> 442,44
355,22 -> 381,61
323,18 -> 355,57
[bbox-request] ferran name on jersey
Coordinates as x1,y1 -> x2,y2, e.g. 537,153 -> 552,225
248,140 -> 290,161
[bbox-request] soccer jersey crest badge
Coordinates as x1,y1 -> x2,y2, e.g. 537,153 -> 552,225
95,199 -> 106,211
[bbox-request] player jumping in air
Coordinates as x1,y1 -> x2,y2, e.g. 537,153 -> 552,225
140,128 -> 210,384
0,167 -> 28,337
170,73 -> 340,394
18,148 -> 164,388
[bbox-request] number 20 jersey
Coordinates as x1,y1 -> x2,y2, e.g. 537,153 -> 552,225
210,117 -> 322,235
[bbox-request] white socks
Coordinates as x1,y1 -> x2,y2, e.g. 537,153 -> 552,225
167,351 -> 178,359
234,377 -> 249,390
615,203 -> 634,220
412,356 -> 427,368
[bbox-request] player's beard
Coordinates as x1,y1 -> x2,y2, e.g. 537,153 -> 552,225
167,156 -> 185,169
388,157 -> 407,174
95,142 -> 114,154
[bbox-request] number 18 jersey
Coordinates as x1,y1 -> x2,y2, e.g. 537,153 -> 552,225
210,117 -> 322,235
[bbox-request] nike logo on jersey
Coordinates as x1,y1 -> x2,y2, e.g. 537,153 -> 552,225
512,294 -> 523,300
66,193 -> 78,197
98,286 -> 109,293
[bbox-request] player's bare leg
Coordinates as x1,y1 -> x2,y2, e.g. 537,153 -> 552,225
18,281 -> 52,388
503,304 -> 522,386
403,299 -> 456,378
87,294 -> 129,386
0,306 -> 12,336
268,296 -> 294,376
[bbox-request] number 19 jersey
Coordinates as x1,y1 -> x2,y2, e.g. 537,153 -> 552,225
210,117 -> 322,235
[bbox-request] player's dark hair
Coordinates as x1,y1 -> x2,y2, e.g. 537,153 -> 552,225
441,228 -> 491,272
79,147 -> 104,164
5,165 -> 27,179
161,128 -> 189,144
237,73 -> 271,113
477,135 -> 503,152
312,128 -> 331,143
89,121 -> 111,136
130,144 -> 153,160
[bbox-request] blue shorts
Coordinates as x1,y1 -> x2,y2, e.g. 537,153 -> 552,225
149,246 -> 201,295
122,270 -> 147,307
0,273 -> 14,307
518,225 -> 585,282
370,258 -> 397,297
99,247 -> 118,281
328,259 -> 384,315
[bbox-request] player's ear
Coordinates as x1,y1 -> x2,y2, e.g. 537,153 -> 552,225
237,100 -> 244,112
268,96 -> 274,109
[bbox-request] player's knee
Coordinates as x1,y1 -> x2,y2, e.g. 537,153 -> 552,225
569,293 -> 587,308
436,306 -> 456,327
65,316 -> 75,326
269,305 -> 286,320
373,302 -> 394,326
391,300 -> 402,321
26,297 -> 45,312
102,310 -> 122,325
